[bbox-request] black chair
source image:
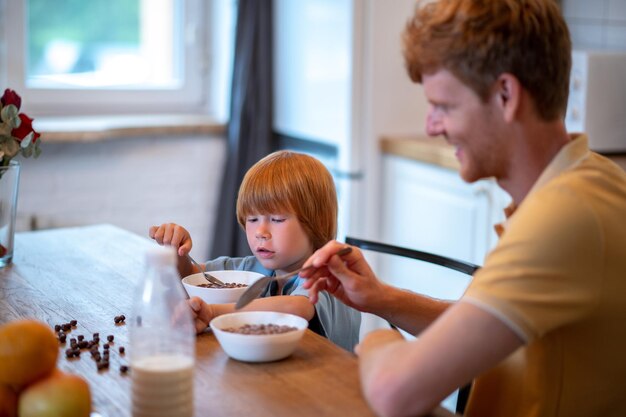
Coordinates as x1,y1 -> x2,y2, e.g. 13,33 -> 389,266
345,236 -> 479,416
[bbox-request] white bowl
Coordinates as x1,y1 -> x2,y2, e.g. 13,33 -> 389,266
209,311 -> 308,362
182,270 -> 264,304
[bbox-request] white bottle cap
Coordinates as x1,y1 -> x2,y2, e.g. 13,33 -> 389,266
145,245 -> 177,267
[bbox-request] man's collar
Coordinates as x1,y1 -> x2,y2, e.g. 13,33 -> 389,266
494,134 -> 590,236
524,133 -> 590,201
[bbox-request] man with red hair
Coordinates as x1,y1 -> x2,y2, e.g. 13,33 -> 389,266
302,1 -> 626,416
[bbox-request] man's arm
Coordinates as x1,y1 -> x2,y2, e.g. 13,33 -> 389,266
372,286 -> 452,335
357,301 -> 524,417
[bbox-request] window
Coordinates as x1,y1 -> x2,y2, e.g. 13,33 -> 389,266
2,0 -> 235,119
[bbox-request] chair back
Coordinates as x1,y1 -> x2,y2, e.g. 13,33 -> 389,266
345,237 -> 480,276
346,236 -> 477,415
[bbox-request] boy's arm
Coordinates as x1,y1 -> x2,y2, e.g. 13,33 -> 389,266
221,295 -> 315,319
249,295 -> 316,320
177,255 -> 197,279
189,295 -> 316,333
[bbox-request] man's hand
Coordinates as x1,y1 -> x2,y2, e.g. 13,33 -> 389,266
300,240 -> 390,314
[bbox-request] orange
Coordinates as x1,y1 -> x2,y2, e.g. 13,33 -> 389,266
18,369 -> 91,417
0,319 -> 58,390
0,384 -> 18,417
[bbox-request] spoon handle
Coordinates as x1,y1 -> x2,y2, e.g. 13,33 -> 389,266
272,246 -> 353,282
234,246 -> 352,310
187,254 -> 226,287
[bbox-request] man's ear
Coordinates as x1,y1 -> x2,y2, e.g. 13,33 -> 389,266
495,73 -> 521,122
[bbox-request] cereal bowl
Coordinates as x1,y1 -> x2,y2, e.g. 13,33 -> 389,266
209,311 -> 308,362
182,270 -> 264,304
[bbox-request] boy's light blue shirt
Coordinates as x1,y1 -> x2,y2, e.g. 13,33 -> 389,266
206,256 -> 361,351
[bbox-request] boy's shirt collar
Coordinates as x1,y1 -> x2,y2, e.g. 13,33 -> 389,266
264,275 -> 300,296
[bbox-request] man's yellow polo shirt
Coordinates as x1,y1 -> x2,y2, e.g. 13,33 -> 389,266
463,134 -> 626,417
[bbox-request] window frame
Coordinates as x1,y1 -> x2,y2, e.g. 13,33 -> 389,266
1,0 -> 233,119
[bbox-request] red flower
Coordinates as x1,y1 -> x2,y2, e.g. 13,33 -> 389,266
1,88 -> 21,110
11,113 -> 40,143
1,88 -> 42,166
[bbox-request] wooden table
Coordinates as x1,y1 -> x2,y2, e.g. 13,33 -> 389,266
0,224 -> 377,416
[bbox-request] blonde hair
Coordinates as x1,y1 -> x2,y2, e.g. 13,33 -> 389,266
236,150 -> 338,250
403,0 -> 571,121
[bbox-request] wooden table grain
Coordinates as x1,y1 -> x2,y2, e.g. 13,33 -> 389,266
1,224 -> 457,417
0,224 -> 378,417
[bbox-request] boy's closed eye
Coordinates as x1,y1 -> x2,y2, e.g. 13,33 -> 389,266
246,214 -> 288,224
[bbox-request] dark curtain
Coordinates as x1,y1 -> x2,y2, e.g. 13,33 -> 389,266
210,0 -> 276,258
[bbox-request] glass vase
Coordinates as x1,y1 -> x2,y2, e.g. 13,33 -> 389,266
0,160 -> 21,267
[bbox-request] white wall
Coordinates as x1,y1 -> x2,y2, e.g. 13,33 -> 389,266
16,134 -> 226,260
358,0 -> 427,241
563,0 -> 626,50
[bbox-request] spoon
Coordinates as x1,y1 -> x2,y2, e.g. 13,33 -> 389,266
187,254 -> 226,287
234,247 -> 352,310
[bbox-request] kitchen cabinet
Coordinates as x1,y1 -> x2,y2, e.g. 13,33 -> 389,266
376,154 -> 510,300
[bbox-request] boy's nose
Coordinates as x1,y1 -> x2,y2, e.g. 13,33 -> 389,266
256,230 -> 270,240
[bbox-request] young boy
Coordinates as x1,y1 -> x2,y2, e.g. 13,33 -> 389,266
149,150 -> 360,351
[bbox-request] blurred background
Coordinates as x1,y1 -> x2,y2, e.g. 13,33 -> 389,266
1,0 -> 626,263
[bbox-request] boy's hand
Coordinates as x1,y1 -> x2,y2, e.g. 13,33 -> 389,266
188,297 -> 217,334
149,223 -> 193,257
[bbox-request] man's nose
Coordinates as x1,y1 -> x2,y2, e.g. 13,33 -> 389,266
426,111 -> 443,136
